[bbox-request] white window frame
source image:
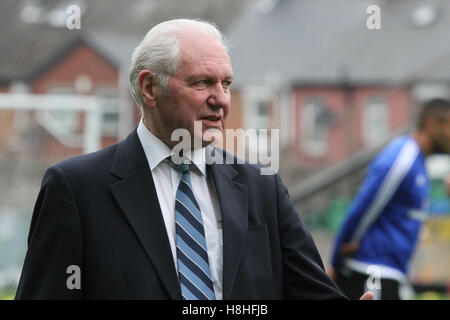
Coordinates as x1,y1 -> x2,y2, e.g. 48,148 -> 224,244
95,87 -> 119,137
47,87 -> 79,132
362,95 -> 388,146
301,97 -> 329,156
243,86 -> 272,158
243,86 -> 271,132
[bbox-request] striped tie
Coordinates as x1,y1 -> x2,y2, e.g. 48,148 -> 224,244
170,160 -> 216,300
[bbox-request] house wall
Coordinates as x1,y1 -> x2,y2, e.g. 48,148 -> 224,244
292,86 -> 412,167
293,87 -> 347,166
0,87 -> 14,157
228,90 -> 244,130
29,44 -> 120,160
31,44 -> 118,94
353,87 -> 412,149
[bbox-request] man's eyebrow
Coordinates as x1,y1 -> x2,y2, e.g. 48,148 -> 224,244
222,73 -> 234,81
225,73 -> 235,80
187,73 -> 234,81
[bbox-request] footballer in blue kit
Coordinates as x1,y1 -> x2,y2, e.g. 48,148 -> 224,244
329,98 -> 450,300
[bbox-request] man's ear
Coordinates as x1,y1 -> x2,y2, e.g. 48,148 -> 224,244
138,70 -> 158,108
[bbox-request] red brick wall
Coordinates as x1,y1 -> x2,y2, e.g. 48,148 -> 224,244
0,87 -> 14,157
31,44 -> 118,94
221,90 -> 244,154
0,110 -> 15,157
293,87 -> 347,166
228,90 -> 244,130
292,86 -> 412,167
353,87 -> 412,149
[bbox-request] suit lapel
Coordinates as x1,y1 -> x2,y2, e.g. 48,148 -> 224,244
209,160 -> 248,300
109,130 -> 181,300
108,133 -> 249,300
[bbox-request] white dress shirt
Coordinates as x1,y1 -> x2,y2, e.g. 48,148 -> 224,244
137,119 -> 223,299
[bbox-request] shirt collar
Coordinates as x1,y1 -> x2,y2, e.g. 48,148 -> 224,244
136,119 -> 207,176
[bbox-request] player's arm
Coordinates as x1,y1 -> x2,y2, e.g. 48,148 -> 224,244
330,161 -> 390,272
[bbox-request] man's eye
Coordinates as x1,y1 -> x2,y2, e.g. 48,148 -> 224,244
195,80 -> 209,87
223,80 -> 232,89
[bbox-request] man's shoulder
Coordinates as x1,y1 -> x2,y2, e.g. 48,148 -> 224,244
50,142 -> 119,176
371,136 -> 417,171
210,147 -> 278,179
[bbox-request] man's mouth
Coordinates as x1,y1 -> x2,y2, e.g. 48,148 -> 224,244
200,115 -> 223,127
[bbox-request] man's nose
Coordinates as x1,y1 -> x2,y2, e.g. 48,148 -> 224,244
207,83 -> 230,109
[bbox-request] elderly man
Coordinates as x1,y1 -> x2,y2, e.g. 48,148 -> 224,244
16,19 -> 363,300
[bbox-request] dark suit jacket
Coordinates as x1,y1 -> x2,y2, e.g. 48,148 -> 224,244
15,129 -> 346,300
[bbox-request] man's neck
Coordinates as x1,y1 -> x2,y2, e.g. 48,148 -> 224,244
142,116 -> 213,151
412,130 -> 431,157
142,116 -> 175,148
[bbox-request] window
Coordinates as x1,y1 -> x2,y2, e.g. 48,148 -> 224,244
255,101 -> 270,129
301,97 -> 331,156
243,86 -> 272,159
244,87 -> 271,132
47,87 -> 79,132
95,88 -> 119,137
362,96 -> 388,146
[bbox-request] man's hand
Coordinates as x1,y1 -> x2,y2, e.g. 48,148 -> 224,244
326,267 -> 336,281
359,291 -> 374,300
340,242 -> 359,257
326,266 -> 374,300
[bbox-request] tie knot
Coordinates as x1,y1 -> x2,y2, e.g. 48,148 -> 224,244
166,157 -> 190,174
177,163 -> 190,174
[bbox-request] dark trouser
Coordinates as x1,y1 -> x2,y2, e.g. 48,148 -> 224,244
336,268 -> 401,300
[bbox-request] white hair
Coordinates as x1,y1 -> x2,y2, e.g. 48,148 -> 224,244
129,18 -> 228,112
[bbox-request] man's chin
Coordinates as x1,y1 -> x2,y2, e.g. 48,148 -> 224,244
431,142 -> 450,155
191,122 -> 224,148
186,133 -> 222,149
203,129 -> 223,144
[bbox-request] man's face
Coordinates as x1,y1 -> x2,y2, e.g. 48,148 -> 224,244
153,32 -> 233,148
430,114 -> 450,154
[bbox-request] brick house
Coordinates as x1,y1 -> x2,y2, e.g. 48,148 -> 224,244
227,0 -> 450,183
0,0 -> 251,162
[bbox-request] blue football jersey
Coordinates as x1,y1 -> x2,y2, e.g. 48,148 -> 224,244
331,136 -> 429,276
